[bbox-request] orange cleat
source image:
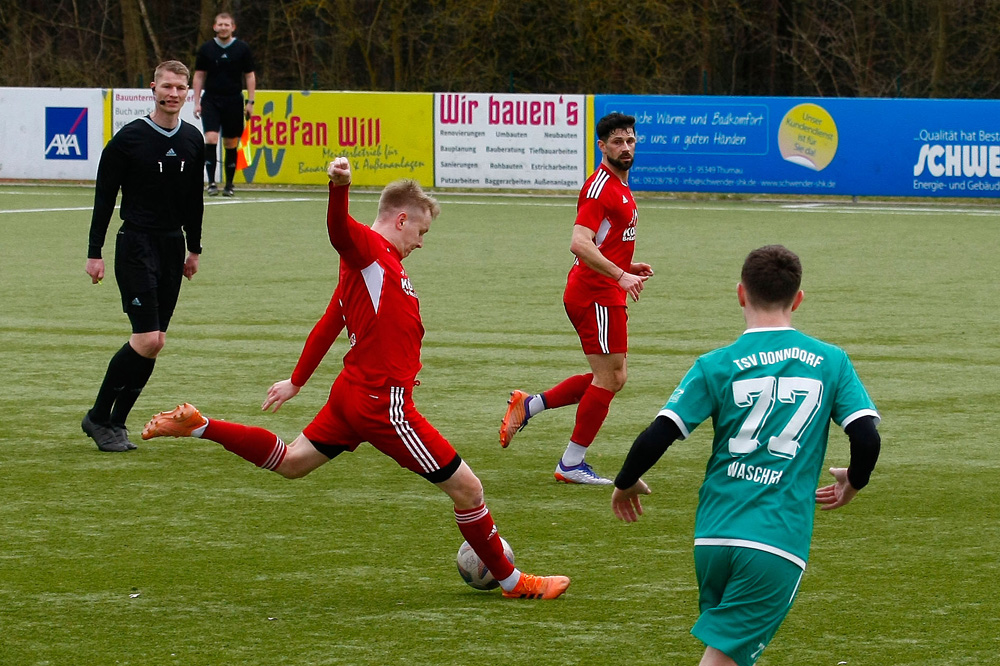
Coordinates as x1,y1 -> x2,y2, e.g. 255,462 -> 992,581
502,573 -> 571,600
141,403 -> 208,440
499,390 -> 531,448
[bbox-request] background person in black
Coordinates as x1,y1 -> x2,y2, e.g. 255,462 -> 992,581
83,60 -> 205,452
193,12 -> 256,197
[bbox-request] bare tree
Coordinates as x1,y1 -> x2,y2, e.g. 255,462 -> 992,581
198,0 -> 215,45
119,0 -> 149,85
3,0 -> 1000,98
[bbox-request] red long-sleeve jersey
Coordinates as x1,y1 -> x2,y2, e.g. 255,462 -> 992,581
290,287 -> 344,388
324,183 -> 424,390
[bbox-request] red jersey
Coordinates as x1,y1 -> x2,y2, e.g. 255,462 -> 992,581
563,164 -> 638,307
290,285 -> 344,388
325,183 -> 424,390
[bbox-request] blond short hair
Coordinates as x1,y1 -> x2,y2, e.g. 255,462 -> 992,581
153,60 -> 190,83
378,180 -> 440,220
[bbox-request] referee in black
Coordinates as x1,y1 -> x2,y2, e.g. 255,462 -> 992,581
83,60 -> 205,452
193,12 -> 256,197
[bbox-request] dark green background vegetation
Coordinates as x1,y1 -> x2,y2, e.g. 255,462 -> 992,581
3,1 -> 999,97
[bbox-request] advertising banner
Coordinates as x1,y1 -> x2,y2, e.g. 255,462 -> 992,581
110,87 -> 199,136
434,93 -> 587,189
595,95 -> 1000,197
0,87 -> 105,180
238,91 -> 433,187
111,89 -> 432,187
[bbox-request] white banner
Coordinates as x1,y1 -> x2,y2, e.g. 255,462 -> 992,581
110,88 -> 199,136
434,93 -> 587,190
0,87 -> 105,180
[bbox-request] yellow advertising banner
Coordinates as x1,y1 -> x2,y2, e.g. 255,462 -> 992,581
239,91 -> 434,187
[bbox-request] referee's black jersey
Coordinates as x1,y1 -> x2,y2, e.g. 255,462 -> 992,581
88,117 -> 205,259
195,38 -> 255,98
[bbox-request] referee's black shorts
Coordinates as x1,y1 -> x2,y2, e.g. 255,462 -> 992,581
113,224 -> 186,334
200,94 -> 245,138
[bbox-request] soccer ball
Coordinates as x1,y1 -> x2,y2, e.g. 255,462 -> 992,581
456,537 -> 515,590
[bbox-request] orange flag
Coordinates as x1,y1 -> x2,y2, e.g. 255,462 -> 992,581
236,124 -> 252,170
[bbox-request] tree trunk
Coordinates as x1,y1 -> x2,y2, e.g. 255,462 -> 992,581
5,3 -> 27,85
136,0 -> 163,63
929,0 -> 948,98
199,0 -> 216,45
120,0 -> 148,86
700,0 -> 712,94
390,3 -> 403,91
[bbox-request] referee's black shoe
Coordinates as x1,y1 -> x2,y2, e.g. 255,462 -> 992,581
82,413 -> 130,452
114,426 -> 138,450
207,183 -> 219,196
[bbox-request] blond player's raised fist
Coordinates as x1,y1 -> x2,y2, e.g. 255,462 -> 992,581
327,157 -> 351,186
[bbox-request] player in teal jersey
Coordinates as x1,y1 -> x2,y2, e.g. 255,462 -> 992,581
611,245 -> 881,666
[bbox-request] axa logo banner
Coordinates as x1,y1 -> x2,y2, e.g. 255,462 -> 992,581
45,107 -> 88,160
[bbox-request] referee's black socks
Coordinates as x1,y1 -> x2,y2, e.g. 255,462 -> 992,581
224,147 -> 238,187
91,342 -> 154,426
109,346 -> 156,428
205,143 -> 218,184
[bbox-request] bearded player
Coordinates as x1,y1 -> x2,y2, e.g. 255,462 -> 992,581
500,112 -> 653,485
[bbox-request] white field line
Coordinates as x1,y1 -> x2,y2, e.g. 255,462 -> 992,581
444,199 -> 1000,217
0,197 -> 316,214
2,192 -> 999,217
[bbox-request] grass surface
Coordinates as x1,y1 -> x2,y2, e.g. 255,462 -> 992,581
1,185 -> 998,665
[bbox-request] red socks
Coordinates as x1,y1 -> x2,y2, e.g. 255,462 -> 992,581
539,375 -> 614,446
455,504 -> 515,581
203,420 -> 287,471
542,373 -> 593,409
570,384 -> 615,447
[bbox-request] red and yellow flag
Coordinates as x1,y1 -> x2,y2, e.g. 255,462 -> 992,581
236,124 -> 252,170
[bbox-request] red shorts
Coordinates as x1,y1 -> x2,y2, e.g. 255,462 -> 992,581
564,302 -> 628,355
302,373 -> 459,481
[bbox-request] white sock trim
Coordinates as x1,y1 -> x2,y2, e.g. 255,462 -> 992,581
499,568 -> 522,592
526,394 -> 545,418
561,442 -> 587,467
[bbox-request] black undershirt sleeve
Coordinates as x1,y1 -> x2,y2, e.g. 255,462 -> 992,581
184,131 -> 206,254
614,415 -> 682,490
88,139 -> 126,259
844,415 -> 881,490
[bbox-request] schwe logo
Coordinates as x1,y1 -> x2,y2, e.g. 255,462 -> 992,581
45,107 -> 88,160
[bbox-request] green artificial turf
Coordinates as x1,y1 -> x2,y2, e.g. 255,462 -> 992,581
0,185 -> 997,665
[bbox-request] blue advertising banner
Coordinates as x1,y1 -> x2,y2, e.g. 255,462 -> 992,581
594,95 -> 1000,197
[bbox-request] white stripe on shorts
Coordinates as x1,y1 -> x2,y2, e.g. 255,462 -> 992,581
788,570 -> 804,604
594,303 -> 610,354
390,386 -> 438,474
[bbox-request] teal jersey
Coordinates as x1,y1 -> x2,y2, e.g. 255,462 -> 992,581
661,327 -> 879,568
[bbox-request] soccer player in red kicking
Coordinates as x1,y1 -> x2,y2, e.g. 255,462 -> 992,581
500,112 -> 653,485
143,156 -> 570,600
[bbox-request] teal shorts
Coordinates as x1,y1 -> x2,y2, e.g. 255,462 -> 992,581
692,545 -> 804,666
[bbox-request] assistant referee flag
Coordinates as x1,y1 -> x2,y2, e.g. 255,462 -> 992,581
236,124 -> 252,170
